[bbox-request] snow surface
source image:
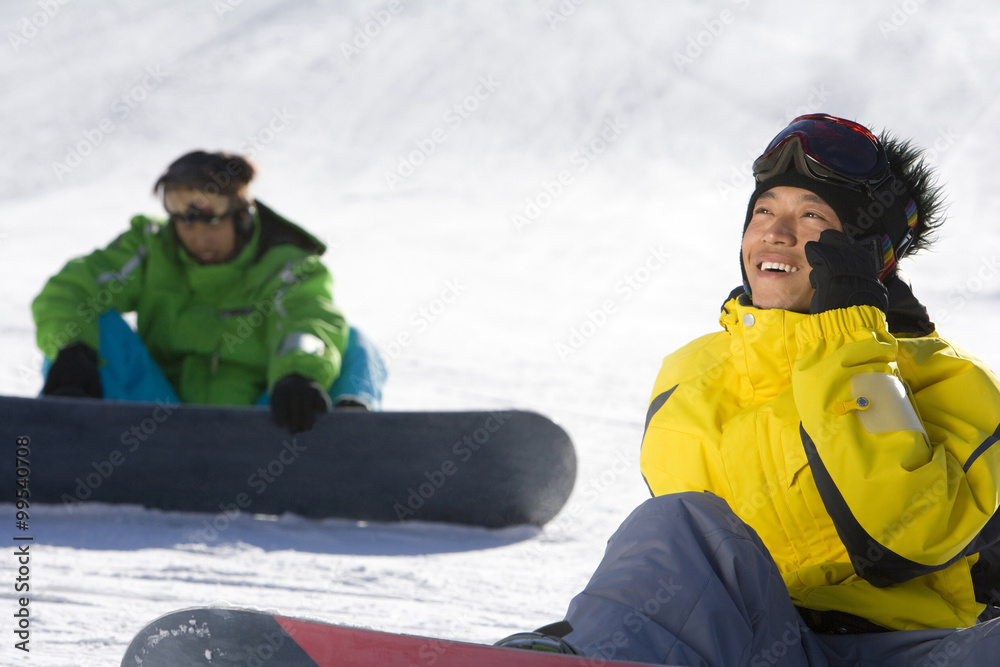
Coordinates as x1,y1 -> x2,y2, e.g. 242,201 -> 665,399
3,1 -> 1000,664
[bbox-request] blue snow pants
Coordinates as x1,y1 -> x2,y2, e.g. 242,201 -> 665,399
43,311 -> 387,409
561,492 -> 1000,666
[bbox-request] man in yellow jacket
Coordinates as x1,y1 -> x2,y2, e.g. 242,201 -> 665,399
501,115 -> 1000,665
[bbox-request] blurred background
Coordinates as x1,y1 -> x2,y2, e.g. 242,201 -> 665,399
2,1 -> 999,663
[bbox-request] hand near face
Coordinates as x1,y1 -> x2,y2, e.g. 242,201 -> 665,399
742,186 -> 843,312
805,229 -> 888,314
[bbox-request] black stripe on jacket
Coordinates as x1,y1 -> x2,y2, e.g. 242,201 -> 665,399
800,424 -> 983,587
640,385 -> 678,496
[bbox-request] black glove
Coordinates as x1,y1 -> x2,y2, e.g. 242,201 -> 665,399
270,374 -> 331,434
806,229 -> 888,314
42,342 -> 103,398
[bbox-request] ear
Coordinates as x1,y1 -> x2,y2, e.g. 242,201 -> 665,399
235,203 -> 256,237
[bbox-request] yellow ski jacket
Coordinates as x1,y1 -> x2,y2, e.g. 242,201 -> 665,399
640,288 -> 1000,631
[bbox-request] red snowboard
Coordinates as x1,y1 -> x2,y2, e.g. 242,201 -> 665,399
121,607 -> 669,666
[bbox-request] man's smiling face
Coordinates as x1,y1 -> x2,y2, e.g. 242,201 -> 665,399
742,185 -> 844,313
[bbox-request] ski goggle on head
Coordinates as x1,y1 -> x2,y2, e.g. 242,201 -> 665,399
752,114 -> 920,280
752,114 -> 893,198
167,203 -> 254,228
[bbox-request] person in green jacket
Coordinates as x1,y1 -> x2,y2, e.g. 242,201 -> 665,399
33,150 -> 385,433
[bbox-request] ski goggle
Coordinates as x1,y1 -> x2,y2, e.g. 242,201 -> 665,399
754,114 -> 920,281
168,205 -> 244,227
752,114 -> 893,198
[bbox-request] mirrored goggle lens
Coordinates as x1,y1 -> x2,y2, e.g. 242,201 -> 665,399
169,210 -> 229,226
763,115 -> 883,180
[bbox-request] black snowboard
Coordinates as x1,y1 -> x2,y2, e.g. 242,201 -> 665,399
0,395 -> 575,527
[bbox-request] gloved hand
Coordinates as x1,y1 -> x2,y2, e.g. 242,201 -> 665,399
806,229 -> 888,314
42,342 -> 103,398
270,374 -> 331,434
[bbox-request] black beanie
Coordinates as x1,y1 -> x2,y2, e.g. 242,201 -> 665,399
741,170 -> 917,289
743,172 -> 872,238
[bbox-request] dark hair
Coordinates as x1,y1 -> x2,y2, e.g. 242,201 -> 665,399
153,151 -> 256,201
880,132 -> 947,257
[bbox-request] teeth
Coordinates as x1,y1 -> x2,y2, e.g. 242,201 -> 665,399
760,261 -> 797,273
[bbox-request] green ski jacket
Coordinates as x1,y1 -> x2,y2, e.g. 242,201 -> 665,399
33,202 -> 348,405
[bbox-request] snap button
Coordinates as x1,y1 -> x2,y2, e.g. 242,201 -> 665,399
856,397 -> 870,408
743,313 -> 755,327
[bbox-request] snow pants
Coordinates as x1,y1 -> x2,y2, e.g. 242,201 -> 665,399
561,492 -> 1000,666
43,311 -> 387,409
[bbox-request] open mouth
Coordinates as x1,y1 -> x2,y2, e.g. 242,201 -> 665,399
759,261 -> 798,274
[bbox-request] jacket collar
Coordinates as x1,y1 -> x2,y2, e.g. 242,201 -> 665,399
723,274 -> 934,338
177,223 -> 261,299
717,275 -> 934,402
884,273 -> 934,336
720,295 -> 808,403
254,200 -> 326,259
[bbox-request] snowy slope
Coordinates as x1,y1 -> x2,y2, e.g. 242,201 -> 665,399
2,1 -> 1000,664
